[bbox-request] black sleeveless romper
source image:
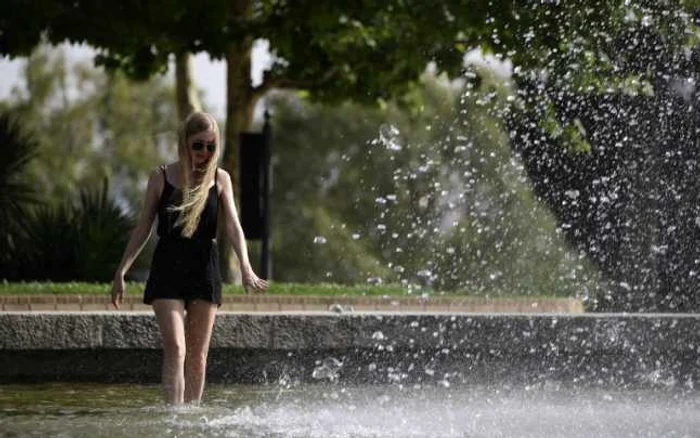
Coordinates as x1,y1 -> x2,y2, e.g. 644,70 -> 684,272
143,166 -> 223,306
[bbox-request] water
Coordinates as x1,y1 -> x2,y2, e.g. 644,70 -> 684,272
1,383 -> 699,437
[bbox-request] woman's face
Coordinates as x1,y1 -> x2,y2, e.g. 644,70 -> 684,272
188,129 -> 217,169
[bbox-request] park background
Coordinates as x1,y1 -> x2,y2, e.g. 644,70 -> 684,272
3,2 -> 700,313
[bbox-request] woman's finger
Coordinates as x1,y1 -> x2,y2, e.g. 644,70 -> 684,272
111,286 -> 123,309
249,280 -> 264,293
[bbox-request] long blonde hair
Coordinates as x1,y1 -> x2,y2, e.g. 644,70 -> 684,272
171,111 -> 221,237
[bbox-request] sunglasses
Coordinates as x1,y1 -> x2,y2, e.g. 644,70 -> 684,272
191,140 -> 216,153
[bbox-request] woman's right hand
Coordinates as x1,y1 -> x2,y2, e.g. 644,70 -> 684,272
242,268 -> 268,295
111,274 -> 125,309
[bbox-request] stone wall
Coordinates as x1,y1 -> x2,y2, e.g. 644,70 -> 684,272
1,312 -> 698,387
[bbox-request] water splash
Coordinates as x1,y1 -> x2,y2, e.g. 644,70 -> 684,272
7,383 -> 699,437
312,357 -> 344,381
378,124 -> 402,151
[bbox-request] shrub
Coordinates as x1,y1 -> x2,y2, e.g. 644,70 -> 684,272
0,112 -> 40,272
4,180 -> 132,282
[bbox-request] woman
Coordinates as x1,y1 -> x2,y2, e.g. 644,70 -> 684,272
110,111 -> 267,405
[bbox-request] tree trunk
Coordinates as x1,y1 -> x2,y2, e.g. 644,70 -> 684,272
175,51 -> 201,121
220,0 -> 257,282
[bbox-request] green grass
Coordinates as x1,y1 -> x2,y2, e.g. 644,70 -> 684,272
0,281 -> 572,299
0,281 -> 418,297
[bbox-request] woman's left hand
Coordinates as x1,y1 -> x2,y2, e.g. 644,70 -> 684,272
242,270 -> 268,294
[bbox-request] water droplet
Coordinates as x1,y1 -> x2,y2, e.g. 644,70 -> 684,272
378,124 -> 402,151
312,357 -> 343,381
372,331 -> 385,340
417,270 -> 433,278
366,277 -> 383,285
564,189 -> 580,199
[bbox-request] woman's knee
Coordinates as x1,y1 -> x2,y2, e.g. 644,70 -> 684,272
152,299 -> 187,363
163,339 -> 186,362
186,348 -> 208,368
185,355 -> 208,378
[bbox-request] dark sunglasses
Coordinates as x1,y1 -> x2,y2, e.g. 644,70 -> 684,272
191,140 -> 216,153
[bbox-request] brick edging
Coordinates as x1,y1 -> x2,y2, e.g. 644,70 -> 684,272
0,294 -> 583,312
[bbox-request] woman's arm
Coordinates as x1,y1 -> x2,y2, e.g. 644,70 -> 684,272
218,168 -> 268,293
111,168 -> 163,308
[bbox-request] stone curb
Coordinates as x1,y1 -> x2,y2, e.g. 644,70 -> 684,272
1,312 -> 698,386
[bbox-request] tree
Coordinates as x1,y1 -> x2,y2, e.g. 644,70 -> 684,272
0,46 -> 180,209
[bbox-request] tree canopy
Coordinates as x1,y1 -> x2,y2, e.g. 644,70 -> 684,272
1,1 -> 630,101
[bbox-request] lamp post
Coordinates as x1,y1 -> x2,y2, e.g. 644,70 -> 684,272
239,110 -> 272,279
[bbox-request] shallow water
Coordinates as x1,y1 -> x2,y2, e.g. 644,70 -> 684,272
1,382 -> 699,437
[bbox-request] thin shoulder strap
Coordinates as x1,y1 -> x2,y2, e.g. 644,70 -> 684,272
154,165 -> 167,202
159,165 -> 170,189
215,168 -> 220,205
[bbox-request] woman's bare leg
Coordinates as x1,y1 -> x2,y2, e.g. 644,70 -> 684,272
152,299 -> 187,405
183,300 -> 218,404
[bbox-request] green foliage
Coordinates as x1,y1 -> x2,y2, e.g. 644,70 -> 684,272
267,69 -> 603,296
0,45 -> 186,281
2,180 -> 132,282
537,103 -> 591,153
0,111 -> 39,239
0,1 -> 624,105
73,181 -> 134,280
2,45 -> 179,211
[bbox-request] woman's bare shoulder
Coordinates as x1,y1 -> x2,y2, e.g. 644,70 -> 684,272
147,162 -> 176,175
152,162 -> 178,185
216,168 -> 231,196
145,162 -> 176,191
164,162 -> 180,174
216,167 -> 231,180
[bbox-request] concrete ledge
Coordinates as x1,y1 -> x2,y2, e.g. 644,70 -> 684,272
1,312 -> 698,387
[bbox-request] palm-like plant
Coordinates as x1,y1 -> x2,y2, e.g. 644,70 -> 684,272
9,179 -> 133,282
13,204 -> 77,280
74,179 -> 132,281
0,110 -> 133,282
0,112 -> 40,276
0,112 -> 39,226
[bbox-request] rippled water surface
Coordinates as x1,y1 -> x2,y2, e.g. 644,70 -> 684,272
1,382 -> 699,437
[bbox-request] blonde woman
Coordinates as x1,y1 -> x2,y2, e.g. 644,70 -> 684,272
110,111 -> 267,405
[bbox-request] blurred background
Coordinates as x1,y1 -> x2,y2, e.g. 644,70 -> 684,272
3,1 -> 700,312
